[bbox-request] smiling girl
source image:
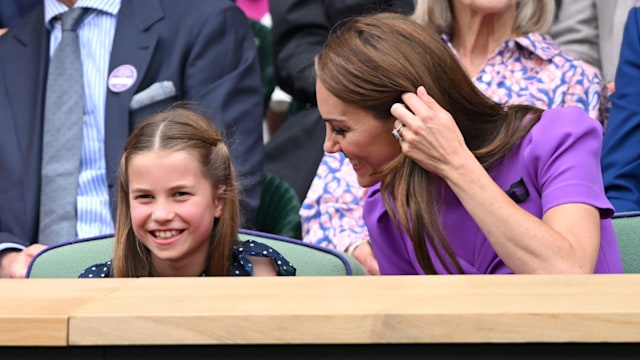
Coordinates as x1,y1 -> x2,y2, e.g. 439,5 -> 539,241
79,106 -> 295,277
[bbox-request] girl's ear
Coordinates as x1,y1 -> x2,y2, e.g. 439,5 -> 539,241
212,185 -> 226,218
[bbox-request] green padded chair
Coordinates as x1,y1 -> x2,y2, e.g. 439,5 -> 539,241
239,230 -> 365,276
611,211 -> 640,273
27,235 -> 114,278
26,230 -> 365,278
255,173 -> 302,239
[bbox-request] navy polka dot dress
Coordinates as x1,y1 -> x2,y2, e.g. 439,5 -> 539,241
78,240 -> 296,277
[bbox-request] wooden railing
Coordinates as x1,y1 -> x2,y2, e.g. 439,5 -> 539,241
2,275 -> 639,357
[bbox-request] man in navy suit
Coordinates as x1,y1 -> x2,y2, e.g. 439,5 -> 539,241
601,5 -> 640,214
0,0 -> 264,277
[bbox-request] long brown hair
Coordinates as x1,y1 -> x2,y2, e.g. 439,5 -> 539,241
315,12 -> 542,274
112,105 -> 240,277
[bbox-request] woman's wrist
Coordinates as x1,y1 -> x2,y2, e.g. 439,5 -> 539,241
345,239 -> 370,256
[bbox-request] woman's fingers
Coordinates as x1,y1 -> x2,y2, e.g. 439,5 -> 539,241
390,102 -> 413,123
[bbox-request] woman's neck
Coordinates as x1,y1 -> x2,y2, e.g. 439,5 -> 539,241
450,3 -> 517,77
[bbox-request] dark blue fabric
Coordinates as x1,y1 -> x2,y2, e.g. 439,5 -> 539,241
78,240 -> 296,277
0,0 -> 40,28
601,7 -> 640,212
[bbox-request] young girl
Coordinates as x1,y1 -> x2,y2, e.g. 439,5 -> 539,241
79,106 -> 295,277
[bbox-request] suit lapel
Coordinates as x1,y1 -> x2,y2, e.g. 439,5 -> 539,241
104,0 -> 162,198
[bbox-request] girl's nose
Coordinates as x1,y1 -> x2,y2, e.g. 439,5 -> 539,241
152,201 -> 175,222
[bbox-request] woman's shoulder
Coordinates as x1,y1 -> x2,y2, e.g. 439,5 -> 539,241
521,106 -> 603,160
538,106 -> 603,134
232,239 -> 296,276
78,261 -> 112,278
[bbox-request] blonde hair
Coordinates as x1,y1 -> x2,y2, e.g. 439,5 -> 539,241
316,12 -> 542,274
112,105 -> 240,277
412,0 -> 555,35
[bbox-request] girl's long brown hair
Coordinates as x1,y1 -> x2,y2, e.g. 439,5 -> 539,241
112,105 -> 240,277
316,13 -> 542,274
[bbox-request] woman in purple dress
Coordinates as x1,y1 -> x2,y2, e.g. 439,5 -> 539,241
314,13 -> 622,274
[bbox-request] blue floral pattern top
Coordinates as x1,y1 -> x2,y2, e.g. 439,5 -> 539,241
442,32 -> 607,123
78,240 -> 296,277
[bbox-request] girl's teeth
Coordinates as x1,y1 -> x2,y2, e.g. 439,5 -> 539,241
155,230 -> 180,239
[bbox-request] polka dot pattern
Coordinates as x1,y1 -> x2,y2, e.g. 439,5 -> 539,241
78,240 -> 296,277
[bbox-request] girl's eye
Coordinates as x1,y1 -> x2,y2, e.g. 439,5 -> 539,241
175,191 -> 190,198
133,194 -> 153,201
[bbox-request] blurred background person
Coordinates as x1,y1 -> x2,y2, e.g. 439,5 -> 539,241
549,0 -> 637,94
601,5 -> 640,212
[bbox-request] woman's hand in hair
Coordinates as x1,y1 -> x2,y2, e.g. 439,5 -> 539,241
390,86 -> 476,180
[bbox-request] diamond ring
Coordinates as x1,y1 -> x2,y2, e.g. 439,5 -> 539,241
392,124 -> 405,141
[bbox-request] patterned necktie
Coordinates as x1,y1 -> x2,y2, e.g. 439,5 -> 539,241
39,7 -> 88,245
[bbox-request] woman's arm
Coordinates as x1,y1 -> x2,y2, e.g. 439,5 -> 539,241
391,87 -> 601,273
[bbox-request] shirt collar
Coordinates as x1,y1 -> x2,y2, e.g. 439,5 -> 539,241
44,0 -> 121,30
441,32 -> 561,62
512,32 -> 561,61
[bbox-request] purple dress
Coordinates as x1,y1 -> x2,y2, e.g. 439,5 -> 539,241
364,106 -> 623,274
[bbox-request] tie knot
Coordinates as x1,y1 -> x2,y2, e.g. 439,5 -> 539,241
60,7 -> 87,32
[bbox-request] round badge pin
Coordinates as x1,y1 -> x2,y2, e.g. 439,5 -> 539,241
108,64 -> 137,93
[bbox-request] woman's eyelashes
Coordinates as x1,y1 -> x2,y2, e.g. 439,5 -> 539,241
331,126 -> 347,136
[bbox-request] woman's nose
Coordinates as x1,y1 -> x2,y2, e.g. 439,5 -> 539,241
323,129 -> 340,153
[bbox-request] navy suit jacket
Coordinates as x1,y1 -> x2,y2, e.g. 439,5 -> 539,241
0,0 -> 264,247
602,6 -> 640,213
0,0 -> 40,28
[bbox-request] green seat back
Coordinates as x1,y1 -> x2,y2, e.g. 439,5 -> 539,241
239,230 -> 365,276
255,173 -> 302,239
611,211 -> 640,273
27,231 -> 365,278
27,236 -> 115,278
